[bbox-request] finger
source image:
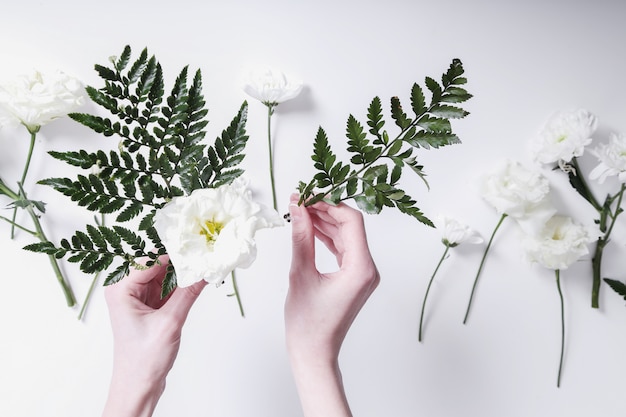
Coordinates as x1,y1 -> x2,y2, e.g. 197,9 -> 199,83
161,280 -> 207,322
289,195 -> 316,277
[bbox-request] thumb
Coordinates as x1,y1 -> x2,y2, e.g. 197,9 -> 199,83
162,280 -> 207,323
289,196 -> 315,276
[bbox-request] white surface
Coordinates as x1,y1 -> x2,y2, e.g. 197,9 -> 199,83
1,1 -> 626,416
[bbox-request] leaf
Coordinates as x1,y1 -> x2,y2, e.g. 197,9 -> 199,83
604,278 -> 626,301
430,104 -> 469,119
390,96 -> 412,129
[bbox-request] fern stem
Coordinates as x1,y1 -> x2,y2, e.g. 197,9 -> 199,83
266,105 -> 278,210
78,214 -> 106,320
463,213 -> 507,324
419,245 -> 449,342
555,269 -> 565,388
10,129 -> 38,238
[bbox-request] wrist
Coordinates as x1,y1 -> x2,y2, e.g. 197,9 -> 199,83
102,366 -> 166,417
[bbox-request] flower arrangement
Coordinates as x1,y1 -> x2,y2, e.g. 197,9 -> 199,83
0,69 -> 85,306
22,46 -> 280,309
530,109 -> 626,308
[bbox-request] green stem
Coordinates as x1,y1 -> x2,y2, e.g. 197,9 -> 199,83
10,129 -> 38,238
555,269 -> 565,388
591,184 -> 625,308
266,105 -> 278,211
231,269 -> 245,317
78,271 -> 101,320
25,203 -> 76,306
419,245 -> 449,342
0,214 -> 37,235
463,213 -> 507,324
3,180 -> 76,306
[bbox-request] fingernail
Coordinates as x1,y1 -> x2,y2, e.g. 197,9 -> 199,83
288,203 -> 300,222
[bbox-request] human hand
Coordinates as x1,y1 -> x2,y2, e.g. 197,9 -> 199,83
285,194 -> 379,416
102,257 -> 206,417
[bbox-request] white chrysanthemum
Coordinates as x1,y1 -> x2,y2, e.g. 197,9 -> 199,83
0,70 -> 84,132
480,159 -> 556,234
531,109 -> 597,165
243,67 -> 303,107
153,180 -> 284,287
435,215 -> 483,247
521,215 -> 593,270
589,132 -> 626,184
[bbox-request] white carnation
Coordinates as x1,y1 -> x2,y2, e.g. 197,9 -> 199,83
0,70 -> 85,132
480,159 -> 556,235
153,180 -> 283,287
521,215 -> 593,270
243,67 -> 303,107
435,215 -> 483,247
531,109 -> 597,165
589,132 -> 626,184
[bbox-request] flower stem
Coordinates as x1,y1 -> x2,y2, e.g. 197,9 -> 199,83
591,184 -> 625,308
266,105 -> 278,211
10,129 -> 38,239
419,245 -> 449,342
231,269 -> 245,317
555,269 -> 565,388
463,213 -> 507,324
26,203 -> 76,306
1,179 -> 76,306
78,271 -> 101,320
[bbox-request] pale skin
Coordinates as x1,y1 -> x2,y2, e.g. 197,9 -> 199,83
101,194 -> 380,417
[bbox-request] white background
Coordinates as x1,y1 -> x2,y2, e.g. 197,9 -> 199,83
1,1 -> 626,416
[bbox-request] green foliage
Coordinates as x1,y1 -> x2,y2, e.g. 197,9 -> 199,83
298,59 -> 471,226
604,278 -> 626,302
25,46 -> 249,296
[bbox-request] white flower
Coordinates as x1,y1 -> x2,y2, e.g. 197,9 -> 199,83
530,109 -> 598,166
0,69 -> 84,132
153,180 -> 284,287
480,159 -> 556,235
521,215 -> 593,270
243,67 -> 303,107
589,132 -> 626,184
435,215 -> 483,247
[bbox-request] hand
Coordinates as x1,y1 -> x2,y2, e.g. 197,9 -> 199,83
102,257 -> 206,417
285,194 -> 380,417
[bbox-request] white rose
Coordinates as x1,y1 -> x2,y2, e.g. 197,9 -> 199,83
521,215 -> 593,270
435,215 -> 483,247
530,109 -> 597,165
0,70 -> 85,132
589,132 -> 626,184
243,67 -> 303,107
153,179 -> 283,287
480,159 -> 556,235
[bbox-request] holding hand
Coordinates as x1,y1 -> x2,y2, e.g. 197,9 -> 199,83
102,257 -> 206,417
285,194 -> 380,417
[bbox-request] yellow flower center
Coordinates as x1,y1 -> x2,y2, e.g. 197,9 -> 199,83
199,219 -> 224,245
556,134 -> 568,143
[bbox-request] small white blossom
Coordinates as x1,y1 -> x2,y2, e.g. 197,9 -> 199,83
0,70 -> 85,132
589,132 -> 626,184
530,109 -> 598,166
521,215 -> 594,270
435,215 -> 483,247
480,159 -> 556,234
243,67 -> 303,107
153,179 -> 283,287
